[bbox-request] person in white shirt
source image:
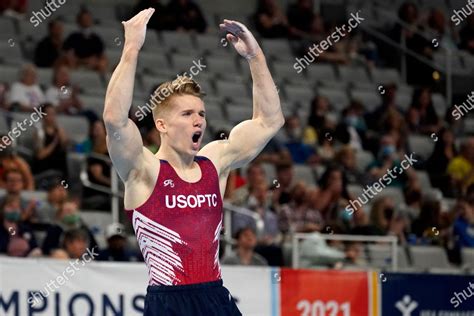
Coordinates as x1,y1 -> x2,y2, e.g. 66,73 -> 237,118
45,65 -> 82,114
8,64 -> 45,112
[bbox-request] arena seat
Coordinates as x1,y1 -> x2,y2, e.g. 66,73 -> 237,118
350,89 -> 382,112
293,165 -> 316,186
261,39 -> 293,60
0,42 -> 24,65
56,115 -> 90,144
195,34 -> 232,57
410,245 -> 452,270
138,52 -> 169,75
371,68 -> 401,84
307,63 -> 338,83
338,65 -> 371,84
215,81 -> 249,99
407,135 -> 435,160
284,84 -> 315,105
70,70 -> 104,95
355,150 -> 374,172
160,31 -> 195,53
317,87 -> 349,111
0,17 -> 17,40
367,244 -> 410,269
225,106 -> 253,123
205,56 -> 240,76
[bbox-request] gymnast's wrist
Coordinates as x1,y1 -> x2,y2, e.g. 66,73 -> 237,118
246,48 -> 264,62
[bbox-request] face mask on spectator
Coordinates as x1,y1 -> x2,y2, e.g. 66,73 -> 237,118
62,213 -> 81,225
344,115 -> 359,128
4,211 -> 21,222
379,145 -> 396,159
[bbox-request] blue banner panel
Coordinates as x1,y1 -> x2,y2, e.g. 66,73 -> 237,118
382,273 -> 474,316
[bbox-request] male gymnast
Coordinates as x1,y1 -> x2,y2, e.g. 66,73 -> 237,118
103,8 -> 284,316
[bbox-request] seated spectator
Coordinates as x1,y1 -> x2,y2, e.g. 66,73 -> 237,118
36,181 -> 68,224
34,19 -> 64,68
317,128 -> 336,163
1,0 -> 27,19
0,143 -> 35,190
427,9 -> 457,50
307,96 -> 333,136
369,196 -> 408,244
0,169 -> 37,223
278,183 -> 322,234
62,228 -> 93,260
350,203 -> 385,235
402,184 -> 423,222
380,107 -> 409,152
166,0 -> 207,33
459,14 -> 474,54
254,0 -> 289,38
231,162 -> 265,206
271,161 -> 294,207
32,104 -> 69,183
314,165 -> 352,222
406,87 -> 440,135
45,65 -> 83,115
7,64 -> 45,112
42,200 -> 97,255
335,101 -> 367,150
447,137 -> 474,197
411,199 -> 445,245
343,242 -> 367,268
334,145 -> 364,185
221,227 -> 268,266
63,9 -> 107,73
366,84 -> 404,131
82,120 -> 112,210
234,178 -> 283,265
0,203 -> 40,257
97,223 -> 140,262
50,248 -> 69,259
286,0 -> 322,40
426,127 -> 457,197
452,199 -> 474,248
279,115 -> 318,164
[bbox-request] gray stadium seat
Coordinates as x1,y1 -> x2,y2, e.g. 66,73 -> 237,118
410,245 -> 451,270
80,211 -> 114,249
272,61 -> 301,81
37,68 -> 53,87
81,95 -> 106,115
225,105 -> 253,123
284,84 -> 315,105
204,103 -> 226,123
307,63 -> 337,83
0,17 -> 17,40
350,89 -> 381,112
432,93 -> 447,118
0,65 -> 19,83
67,152 -> 86,187
464,118 -> 474,134
195,34 -> 232,56
70,70 -> 104,95
461,247 -> 474,269
205,56 -> 240,76
18,19 -> 48,42
416,170 -> 433,189
56,115 -> 89,143
261,39 -> 293,60
138,52 -> 169,74
215,81 -> 249,99
395,91 -> 412,112
160,31 -> 195,52
293,165 -> 316,185
141,74 -> 175,95
407,135 -> 435,160
367,244 -> 409,269
355,150 -> 374,172
95,26 -> 124,50
0,115 -> 9,134
378,187 -> 405,205
317,87 -> 349,110
0,42 -> 24,65
371,68 -> 401,84
141,31 -> 161,52
338,65 -> 371,83
261,162 -> 277,185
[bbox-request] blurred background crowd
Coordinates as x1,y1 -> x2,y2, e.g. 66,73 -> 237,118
0,0 -> 473,273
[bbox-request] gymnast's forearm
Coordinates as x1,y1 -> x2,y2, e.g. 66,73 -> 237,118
248,52 -> 284,128
103,45 -> 139,127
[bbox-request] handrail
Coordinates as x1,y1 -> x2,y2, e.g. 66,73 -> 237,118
292,233 -> 398,271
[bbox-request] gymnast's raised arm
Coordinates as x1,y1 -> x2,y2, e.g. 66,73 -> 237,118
102,8 -> 155,182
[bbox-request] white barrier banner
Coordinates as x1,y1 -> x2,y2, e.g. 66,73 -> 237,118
0,257 -> 275,316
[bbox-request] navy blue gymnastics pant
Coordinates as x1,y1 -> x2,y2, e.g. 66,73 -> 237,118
144,279 -> 243,316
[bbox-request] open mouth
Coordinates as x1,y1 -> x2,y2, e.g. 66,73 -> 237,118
192,131 -> 202,143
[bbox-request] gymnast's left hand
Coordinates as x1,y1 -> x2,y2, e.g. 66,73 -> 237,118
219,19 -> 262,60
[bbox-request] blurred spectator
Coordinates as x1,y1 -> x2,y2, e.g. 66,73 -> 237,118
166,0 -> 207,33
42,200 -> 97,255
7,64 -> 45,112
221,227 -> 268,266
344,242 -> 367,267
317,128 -> 336,163
369,196 -> 408,244
63,9 -> 107,73
62,228 -> 93,259
286,0 -> 322,40
82,120 -> 111,210
34,19 -> 64,68
403,184 -> 423,222
308,95 -> 332,136
254,0 -> 289,38
452,199 -> 474,248
447,137 -> 474,196
32,104 -> 68,183
0,169 -> 37,223
426,127 -> 457,196
0,143 -> 35,190
459,14 -> 474,54
278,183 -> 322,234
334,145 -> 364,184
314,165 -> 351,222
271,161 -> 294,206
406,87 -> 440,134
1,0 -> 27,19
97,223 -> 140,262
50,248 -> 69,259
35,182 -> 68,223
411,199 -> 445,245
231,162 -> 265,206
0,200 -> 40,257
279,115 -> 318,164
45,65 -> 83,114
380,107 -> 409,152
335,101 -> 367,150
299,232 -> 345,266
143,127 -> 161,154
234,178 -> 283,265
366,84 -> 403,131
427,9 -> 457,50
350,203 -> 385,235
133,0 -> 171,31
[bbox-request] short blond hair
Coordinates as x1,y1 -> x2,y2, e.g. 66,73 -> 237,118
150,76 -> 204,121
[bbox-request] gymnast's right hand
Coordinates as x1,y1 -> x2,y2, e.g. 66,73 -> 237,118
121,8 -> 155,51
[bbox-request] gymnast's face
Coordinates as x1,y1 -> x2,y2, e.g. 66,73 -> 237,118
158,94 -> 206,155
